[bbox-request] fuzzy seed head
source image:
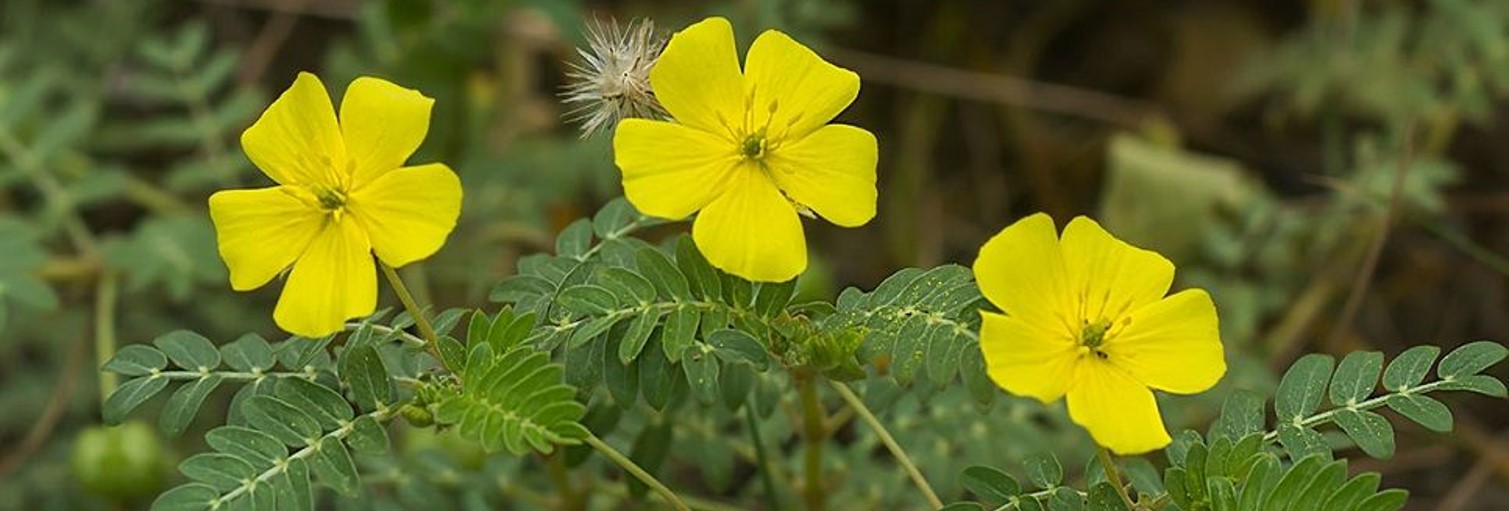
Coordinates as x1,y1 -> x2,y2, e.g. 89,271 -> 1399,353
561,18 -> 666,137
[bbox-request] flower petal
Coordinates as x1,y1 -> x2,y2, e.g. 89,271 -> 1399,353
1060,216 -> 1174,323
972,213 -> 1074,331
347,163 -> 462,267
744,29 -> 860,141
614,118 -> 739,219
1104,289 -> 1225,394
691,166 -> 805,282
1066,360 -> 1171,455
241,72 -> 347,188
339,76 -> 434,187
766,124 -> 877,227
649,17 -> 745,138
274,219 -> 377,337
979,311 -> 1079,403
208,187 -> 325,291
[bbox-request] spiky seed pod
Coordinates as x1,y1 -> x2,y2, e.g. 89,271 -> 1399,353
561,18 -> 666,137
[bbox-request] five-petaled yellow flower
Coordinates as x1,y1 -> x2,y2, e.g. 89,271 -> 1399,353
613,17 -> 878,282
210,73 -> 462,338
973,214 -> 1225,455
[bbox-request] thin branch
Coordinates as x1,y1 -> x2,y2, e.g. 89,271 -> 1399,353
583,433 -> 691,511
829,381 -> 942,509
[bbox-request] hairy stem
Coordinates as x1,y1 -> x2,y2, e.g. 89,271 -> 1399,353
95,271 -> 119,407
378,263 -> 448,371
1096,447 -> 1137,510
797,373 -> 828,511
583,433 -> 690,511
829,381 -> 942,509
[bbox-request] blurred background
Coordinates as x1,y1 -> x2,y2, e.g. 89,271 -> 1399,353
1,0 -> 1507,509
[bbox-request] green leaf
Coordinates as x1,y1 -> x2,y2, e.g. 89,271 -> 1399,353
603,333 -> 640,407
638,337 -> 677,411
1320,473 -> 1380,511
962,465 -> 1019,501
636,247 -> 691,300
1275,354 -> 1334,423
105,345 -> 169,376
569,314 -> 626,349
660,306 -> 699,361
1332,409 -> 1395,459
1263,455 -> 1324,511
438,335 -> 467,375
592,198 -> 638,238
103,376 -> 169,424
179,452 -> 256,491
434,349 -> 588,455
274,378 -> 352,430
1213,390 -> 1265,440
675,236 -> 722,301
342,345 -> 392,412
752,279 -> 796,317
1087,482 -> 1130,511
1437,374 -> 1508,397
276,458 -> 312,511
242,395 -> 322,446
220,334 -> 275,372
308,437 -> 359,495
555,219 -> 593,259
151,483 -> 219,511
347,414 -> 390,454
706,329 -> 770,370
1276,423 -> 1328,461
598,268 -> 656,306
206,426 -> 286,467
160,374 -> 225,436
557,285 -> 619,316
1207,476 -> 1238,511
1386,394 -> 1453,432
683,344 -> 721,405
1025,452 -> 1063,489
1237,454 -> 1279,510
1354,489 -> 1408,511
1049,487 -> 1084,511
1437,341 -> 1507,378
154,330 -> 221,370
1382,345 -> 1439,391
1290,459 -> 1346,511
617,308 -> 661,365
938,504 -> 984,511
1329,351 -> 1383,406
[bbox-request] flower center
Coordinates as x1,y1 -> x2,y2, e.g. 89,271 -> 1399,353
1080,319 -> 1111,359
741,131 -> 767,160
315,187 -> 347,212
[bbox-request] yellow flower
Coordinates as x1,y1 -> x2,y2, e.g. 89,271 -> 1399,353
209,73 -> 462,338
973,214 -> 1225,455
612,17 -> 878,282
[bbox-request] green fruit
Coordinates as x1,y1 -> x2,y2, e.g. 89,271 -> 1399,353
71,421 -> 171,503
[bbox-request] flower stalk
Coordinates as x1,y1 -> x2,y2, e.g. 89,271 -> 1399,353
379,262 -> 448,371
583,433 -> 690,511
797,371 -> 827,511
830,381 -> 943,509
1096,447 -> 1137,510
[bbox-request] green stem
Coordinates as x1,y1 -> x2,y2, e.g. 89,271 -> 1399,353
378,262 -> 448,371
829,381 -> 942,509
1096,447 -> 1136,510
745,406 -> 782,511
583,433 -> 690,511
94,271 -> 118,407
797,373 -> 827,511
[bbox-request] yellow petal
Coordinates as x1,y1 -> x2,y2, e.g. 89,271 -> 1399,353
348,163 -> 462,267
339,76 -> 434,187
744,29 -> 860,141
979,311 -> 1079,403
1060,216 -> 1174,323
274,218 -> 377,337
691,166 -> 805,282
765,124 -> 877,227
1104,289 -> 1225,394
649,17 -> 745,138
1066,360 -> 1171,455
208,187 -> 326,291
241,72 -> 347,188
614,118 -> 739,219
972,213 -> 1074,331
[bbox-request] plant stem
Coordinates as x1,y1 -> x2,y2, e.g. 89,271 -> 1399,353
745,406 -> 782,511
797,372 -> 828,511
378,262 -> 448,371
829,381 -> 943,509
583,433 -> 690,511
94,271 -> 118,407
1096,447 -> 1137,510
